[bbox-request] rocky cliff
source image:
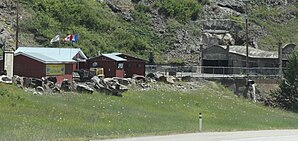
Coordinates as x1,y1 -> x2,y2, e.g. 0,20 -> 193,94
0,0 -> 297,63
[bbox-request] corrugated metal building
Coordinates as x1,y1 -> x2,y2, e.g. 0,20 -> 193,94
84,53 -> 145,78
0,47 -> 87,84
202,44 -> 296,74
0,56 -> 3,74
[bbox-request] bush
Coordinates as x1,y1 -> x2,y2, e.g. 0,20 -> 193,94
158,0 -> 202,23
271,51 -> 298,112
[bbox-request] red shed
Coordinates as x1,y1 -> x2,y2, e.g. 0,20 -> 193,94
114,53 -> 146,77
84,53 -> 145,78
86,54 -> 126,78
10,47 -> 87,84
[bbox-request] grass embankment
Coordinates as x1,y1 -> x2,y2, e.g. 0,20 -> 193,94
0,82 -> 298,141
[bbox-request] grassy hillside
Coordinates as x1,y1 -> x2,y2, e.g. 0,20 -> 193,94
15,0 -> 298,62
18,0 -> 205,61
250,4 -> 298,50
1,82 -> 298,140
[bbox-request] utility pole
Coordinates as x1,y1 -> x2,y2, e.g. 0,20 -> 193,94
245,0 -> 249,78
278,42 -> 283,78
16,0 -> 19,50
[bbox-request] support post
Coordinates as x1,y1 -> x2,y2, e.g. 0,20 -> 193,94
16,0 -> 19,50
199,113 -> 202,132
278,42 -> 283,78
245,1 -> 249,78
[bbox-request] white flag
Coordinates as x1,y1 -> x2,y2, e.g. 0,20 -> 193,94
50,35 -> 60,44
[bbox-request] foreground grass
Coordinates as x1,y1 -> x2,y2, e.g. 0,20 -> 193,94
0,82 -> 298,141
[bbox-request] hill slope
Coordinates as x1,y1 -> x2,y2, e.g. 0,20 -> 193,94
1,82 -> 298,140
0,0 -> 297,63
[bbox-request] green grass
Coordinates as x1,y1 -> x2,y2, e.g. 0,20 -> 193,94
251,5 -> 298,50
1,82 -> 298,141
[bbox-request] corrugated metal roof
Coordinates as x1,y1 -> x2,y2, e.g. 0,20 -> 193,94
109,52 -> 122,56
219,45 -> 278,59
15,47 -> 87,63
102,53 -> 126,62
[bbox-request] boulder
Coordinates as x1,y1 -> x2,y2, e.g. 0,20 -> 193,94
106,1 -> 122,12
23,77 -> 31,88
158,75 -> 175,84
146,73 -> 158,81
92,76 -> 107,88
46,76 -> 57,84
46,81 -> 55,89
76,83 -> 94,94
113,77 -> 131,86
35,86 -> 44,94
0,75 -> 12,84
52,86 -> 61,93
12,75 -> 24,88
215,0 -> 245,13
132,74 -> 146,81
30,78 -> 43,88
166,76 -> 175,84
61,79 -> 71,91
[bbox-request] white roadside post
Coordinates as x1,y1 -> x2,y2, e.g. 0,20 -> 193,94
199,113 -> 202,132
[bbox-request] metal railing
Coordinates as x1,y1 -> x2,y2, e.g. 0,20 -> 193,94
145,65 -> 282,78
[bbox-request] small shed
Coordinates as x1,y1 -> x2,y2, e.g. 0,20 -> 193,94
84,53 -> 146,78
86,53 -> 126,78
4,47 -> 87,84
111,53 -> 146,77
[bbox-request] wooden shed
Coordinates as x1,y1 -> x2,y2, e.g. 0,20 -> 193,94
86,53 -> 126,78
0,47 -> 87,84
84,53 -> 146,78
113,53 -> 146,77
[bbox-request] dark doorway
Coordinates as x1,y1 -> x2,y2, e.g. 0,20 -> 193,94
203,60 -> 229,74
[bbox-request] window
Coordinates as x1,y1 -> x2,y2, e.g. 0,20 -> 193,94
118,63 -> 124,69
92,62 -> 98,67
137,64 -> 142,68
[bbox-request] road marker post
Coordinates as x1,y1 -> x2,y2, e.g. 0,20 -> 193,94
199,113 -> 202,132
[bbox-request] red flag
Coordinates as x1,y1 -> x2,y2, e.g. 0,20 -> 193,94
63,34 -> 73,42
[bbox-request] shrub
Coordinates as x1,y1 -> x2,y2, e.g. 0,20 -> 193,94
158,0 -> 202,23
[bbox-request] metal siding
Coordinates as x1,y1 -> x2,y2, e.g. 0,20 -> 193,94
87,56 -> 116,77
124,62 -> 145,77
14,55 -> 45,78
65,63 -> 75,75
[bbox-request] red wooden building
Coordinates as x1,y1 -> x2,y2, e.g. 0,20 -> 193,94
0,47 -> 87,84
84,53 -> 146,78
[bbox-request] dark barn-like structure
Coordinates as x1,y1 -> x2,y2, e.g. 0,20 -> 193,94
202,44 -> 296,74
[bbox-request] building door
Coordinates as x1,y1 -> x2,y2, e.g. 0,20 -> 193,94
202,60 -> 228,74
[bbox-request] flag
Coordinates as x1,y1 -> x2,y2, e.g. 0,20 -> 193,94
72,34 -> 79,46
72,34 -> 79,42
63,34 -> 73,42
50,35 -> 60,44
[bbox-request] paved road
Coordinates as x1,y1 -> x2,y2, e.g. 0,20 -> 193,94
96,130 -> 298,141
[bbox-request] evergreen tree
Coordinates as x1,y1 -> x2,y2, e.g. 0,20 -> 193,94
272,51 -> 298,112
